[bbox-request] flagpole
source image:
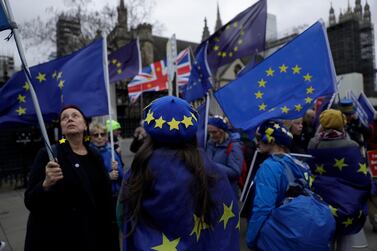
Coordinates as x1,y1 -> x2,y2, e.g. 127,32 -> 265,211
102,35 -> 115,163
3,0 -> 54,160
204,93 -> 210,148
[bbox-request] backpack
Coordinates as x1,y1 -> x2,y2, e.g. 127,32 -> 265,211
226,142 -> 249,189
257,156 -> 336,251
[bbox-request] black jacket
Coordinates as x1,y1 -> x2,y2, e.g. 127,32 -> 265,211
24,142 -> 119,251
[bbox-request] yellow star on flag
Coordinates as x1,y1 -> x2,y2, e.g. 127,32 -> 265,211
181,116 -> 193,128
233,46 -> 238,52
305,97 -> 313,104
357,163 -> 368,175
57,72 -> 63,79
191,112 -> 198,121
281,106 -> 289,114
154,116 -> 166,128
52,71 -> 57,79
342,218 -> 353,227
329,205 -> 338,217
306,86 -> 314,94
279,64 -> 288,73
295,104 -> 303,112
23,82 -> 30,91
309,175 -> 316,187
111,59 -> 117,64
168,118 -> 180,131
117,69 -> 122,74
16,106 -> 26,116
233,22 -> 238,27
258,79 -> 266,87
221,52 -> 227,58
254,91 -> 263,99
315,164 -> 326,175
229,52 -> 234,57
58,80 -> 64,90
116,62 -> 121,67
59,138 -> 66,144
273,123 -> 280,129
17,94 -> 26,103
219,201 -> 235,229
334,158 -> 348,171
190,214 -> 209,242
145,111 -> 155,124
213,45 -> 219,51
292,65 -> 301,74
238,39 -> 243,45
236,216 -> 240,229
266,67 -> 274,76
259,103 -> 267,111
151,233 -> 180,251
36,72 -> 46,82
303,73 -> 312,81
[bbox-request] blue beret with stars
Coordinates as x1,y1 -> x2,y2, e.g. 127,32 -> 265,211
143,96 -> 199,144
257,120 -> 293,147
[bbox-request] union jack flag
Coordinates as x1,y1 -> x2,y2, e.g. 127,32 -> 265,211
128,48 -> 191,102
176,48 -> 191,89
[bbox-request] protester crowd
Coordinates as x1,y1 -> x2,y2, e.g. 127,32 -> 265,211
20,95 -> 377,251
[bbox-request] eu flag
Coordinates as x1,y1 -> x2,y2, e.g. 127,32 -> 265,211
308,146 -> 371,235
183,43 -> 212,103
202,0 -> 266,73
215,21 -> 336,131
0,39 -> 108,125
0,0 -> 11,31
108,39 -> 140,83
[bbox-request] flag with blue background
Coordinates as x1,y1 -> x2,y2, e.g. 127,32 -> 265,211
183,43 -> 212,103
215,21 -> 337,132
202,0 -> 266,73
0,39 -> 108,125
0,0 -> 11,32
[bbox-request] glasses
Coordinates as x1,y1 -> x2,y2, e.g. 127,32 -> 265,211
92,132 -> 106,138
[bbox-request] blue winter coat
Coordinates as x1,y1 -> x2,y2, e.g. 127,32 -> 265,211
90,143 -> 124,197
205,136 -> 244,195
246,154 -> 307,248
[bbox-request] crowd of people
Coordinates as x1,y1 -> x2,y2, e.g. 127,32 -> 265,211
22,96 -> 377,251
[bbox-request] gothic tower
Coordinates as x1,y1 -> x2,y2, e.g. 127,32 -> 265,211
215,3 -> 223,32
329,3 -> 336,26
201,18 -> 210,42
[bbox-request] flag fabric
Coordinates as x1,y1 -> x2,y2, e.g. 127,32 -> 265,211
0,1 -> 11,32
349,91 -> 370,127
0,39 -> 107,125
183,43 -> 212,103
128,49 -> 192,102
215,21 -> 337,131
358,92 -> 376,124
127,60 -> 168,102
108,39 -> 140,83
201,0 -> 266,73
308,146 -> 371,235
176,48 -> 191,89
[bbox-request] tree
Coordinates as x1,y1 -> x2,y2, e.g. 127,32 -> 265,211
19,0 -> 164,62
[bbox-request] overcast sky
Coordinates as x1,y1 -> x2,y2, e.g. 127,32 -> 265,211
1,0 -> 376,67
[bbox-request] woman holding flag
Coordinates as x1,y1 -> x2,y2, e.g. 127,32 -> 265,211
24,105 -> 119,251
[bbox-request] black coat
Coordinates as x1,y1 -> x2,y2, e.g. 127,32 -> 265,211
24,142 -> 119,251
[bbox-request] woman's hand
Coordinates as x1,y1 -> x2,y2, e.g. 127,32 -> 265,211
42,161 -> 63,190
109,169 -> 119,180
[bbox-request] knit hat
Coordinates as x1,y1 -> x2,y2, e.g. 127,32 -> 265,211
319,109 -> 346,130
106,119 -> 121,132
257,120 -> 293,147
339,98 -> 355,115
143,96 -> 198,144
208,116 -> 228,131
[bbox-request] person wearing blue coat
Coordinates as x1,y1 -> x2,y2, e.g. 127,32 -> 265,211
206,116 -> 244,196
89,122 -> 124,199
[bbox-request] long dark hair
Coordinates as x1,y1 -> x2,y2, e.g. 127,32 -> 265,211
122,136 -> 215,236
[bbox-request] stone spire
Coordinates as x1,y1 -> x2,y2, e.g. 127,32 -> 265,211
215,3 -> 223,32
201,17 -> 210,42
354,0 -> 362,20
329,2 -> 336,26
363,0 -> 371,23
117,0 -> 127,30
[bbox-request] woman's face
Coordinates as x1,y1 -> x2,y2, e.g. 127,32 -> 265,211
60,108 -> 87,137
91,129 -> 107,147
207,125 -> 225,144
290,119 -> 303,136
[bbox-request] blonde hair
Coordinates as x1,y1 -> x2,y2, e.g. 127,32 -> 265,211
89,122 -> 106,134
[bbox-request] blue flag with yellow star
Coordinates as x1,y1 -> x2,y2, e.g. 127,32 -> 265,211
183,43 -> 212,103
108,39 -> 140,83
0,39 -> 108,125
118,149 -> 240,251
307,146 -> 371,235
214,21 -> 336,131
0,0 -> 11,32
201,0 -> 266,73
